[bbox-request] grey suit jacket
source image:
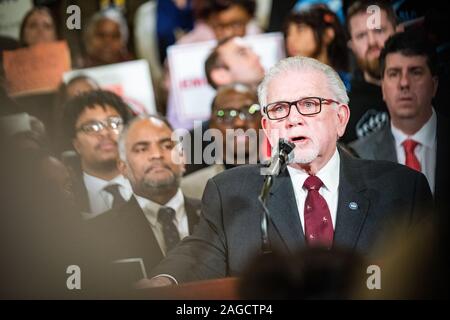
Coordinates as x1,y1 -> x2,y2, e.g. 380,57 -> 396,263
349,115 -> 449,215
150,150 -> 432,283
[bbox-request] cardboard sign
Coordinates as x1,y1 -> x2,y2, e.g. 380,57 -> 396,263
3,41 -> 71,96
167,32 -> 286,124
63,59 -> 156,115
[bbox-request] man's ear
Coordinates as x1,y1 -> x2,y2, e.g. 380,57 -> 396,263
432,76 -> 439,97
210,67 -> 232,87
72,138 -> 80,154
261,116 -> 277,147
118,159 -> 128,178
336,104 -> 350,138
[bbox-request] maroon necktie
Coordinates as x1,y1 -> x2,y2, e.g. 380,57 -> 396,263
303,175 -> 334,249
402,139 -> 421,172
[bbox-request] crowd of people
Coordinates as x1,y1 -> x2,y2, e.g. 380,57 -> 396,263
0,0 -> 448,299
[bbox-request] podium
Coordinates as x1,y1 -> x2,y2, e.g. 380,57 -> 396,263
139,277 -> 240,300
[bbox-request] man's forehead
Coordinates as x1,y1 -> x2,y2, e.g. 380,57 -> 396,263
350,10 -> 392,32
267,70 -> 330,100
77,104 -> 119,121
129,119 -> 172,143
215,91 -> 256,108
385,53 -> 428,68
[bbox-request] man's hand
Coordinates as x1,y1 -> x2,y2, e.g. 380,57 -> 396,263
134,276 -> 175,289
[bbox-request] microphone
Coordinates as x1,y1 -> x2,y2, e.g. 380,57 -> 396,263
264,138 -> 296,176
258,138 -> 295,254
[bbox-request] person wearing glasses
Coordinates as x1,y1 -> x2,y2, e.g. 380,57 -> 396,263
62,90 -> 133,217
181,83 -> 262,199
141,56 -> 432,288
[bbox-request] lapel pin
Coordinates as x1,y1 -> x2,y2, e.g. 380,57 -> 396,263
349,202 -> 358,210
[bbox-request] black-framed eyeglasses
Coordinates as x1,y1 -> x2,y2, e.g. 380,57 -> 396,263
215,103 -> 261,124
76,116 -> 123,134
263,97 -> 340,120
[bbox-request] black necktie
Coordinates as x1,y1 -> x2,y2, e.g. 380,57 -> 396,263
104,184 -> 127,210
157,206 -> 180,253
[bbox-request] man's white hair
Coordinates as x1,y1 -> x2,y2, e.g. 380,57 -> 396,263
257,56 -> 349,110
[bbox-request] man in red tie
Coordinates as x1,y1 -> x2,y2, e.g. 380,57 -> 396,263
143,55 -> 433,287
350,30 -> 449,211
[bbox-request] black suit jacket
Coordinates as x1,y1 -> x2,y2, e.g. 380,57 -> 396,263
150,150 -> 433,283
86,195 -> 201,287
349,114 -> 450,215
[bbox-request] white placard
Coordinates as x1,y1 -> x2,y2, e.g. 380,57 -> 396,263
0,0 -> 33,39
63,60 -> 156,115
168,32 -> 286,124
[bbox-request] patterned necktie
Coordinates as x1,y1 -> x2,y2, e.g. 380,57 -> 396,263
157,206 -> 181,253
402,139 -> 421,172
103,184 -> 127,210
303,175 -> 334,249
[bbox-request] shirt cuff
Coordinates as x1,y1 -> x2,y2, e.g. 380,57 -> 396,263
151,274 -> 178,285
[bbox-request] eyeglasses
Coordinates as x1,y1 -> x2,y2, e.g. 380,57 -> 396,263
263,97 -> 340,120
76,116 -> 123,134
215,104 -> 261,124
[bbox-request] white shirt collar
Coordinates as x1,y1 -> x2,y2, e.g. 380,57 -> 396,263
287,148 -> 340,192
391,108 -> 437,149
134,189 -> 185,226
83,172 -> 130,195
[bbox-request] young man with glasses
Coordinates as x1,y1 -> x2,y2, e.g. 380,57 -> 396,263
63,90 -> 133,217
142,56 -> 433,288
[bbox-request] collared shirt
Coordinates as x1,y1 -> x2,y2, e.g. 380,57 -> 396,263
83,173 -> 133,216
391,108 -> 437,194
287,148 -> 340,233
134,189 -> 189,256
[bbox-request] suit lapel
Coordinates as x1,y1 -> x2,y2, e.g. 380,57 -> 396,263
434,114 -> 450,205
333,151 -> 370,249
268,170 -> 305,253
374,125 -> 398,162
117,197 -> 164,263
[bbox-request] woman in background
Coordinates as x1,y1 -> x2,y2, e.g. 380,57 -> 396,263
284,5 -> 351,90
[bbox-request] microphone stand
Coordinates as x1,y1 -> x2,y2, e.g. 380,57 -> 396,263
258,139 -> 295,254
258,175 -> 273,254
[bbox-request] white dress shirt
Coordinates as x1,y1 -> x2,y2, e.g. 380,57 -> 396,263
134,189 -> 189,256
83,173 -> 133,216
287,148 -> 340,233
391,108 -> 437,194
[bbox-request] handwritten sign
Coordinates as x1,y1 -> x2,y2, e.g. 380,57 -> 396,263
3,41 -> 71,96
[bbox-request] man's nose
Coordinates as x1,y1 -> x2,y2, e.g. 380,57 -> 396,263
286,104 -> 305,126
367,31 -> 377,47
399,72 -> 410,89
148,144 -> 163,160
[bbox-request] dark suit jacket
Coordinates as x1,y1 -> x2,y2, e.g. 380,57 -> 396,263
150,150 -> 433,283
349,114 -> 450,215
86,195 -> 201,288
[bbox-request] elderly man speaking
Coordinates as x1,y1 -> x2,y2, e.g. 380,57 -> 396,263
146,56 -> 433,287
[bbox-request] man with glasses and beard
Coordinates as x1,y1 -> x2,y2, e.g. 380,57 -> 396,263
342,0 -> 397,143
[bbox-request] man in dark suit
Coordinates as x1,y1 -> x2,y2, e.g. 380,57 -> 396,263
86,115 -> 200,289
144,56 -> 432,287
350,31 -> 449,215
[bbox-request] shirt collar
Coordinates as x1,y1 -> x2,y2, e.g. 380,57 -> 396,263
287,148 -> 340,192
83,172 -> 128,194
134,189 -> 185,226
391,108 -> 437,149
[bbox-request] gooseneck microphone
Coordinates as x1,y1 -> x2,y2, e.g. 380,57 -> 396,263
259,139 -> 295,254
